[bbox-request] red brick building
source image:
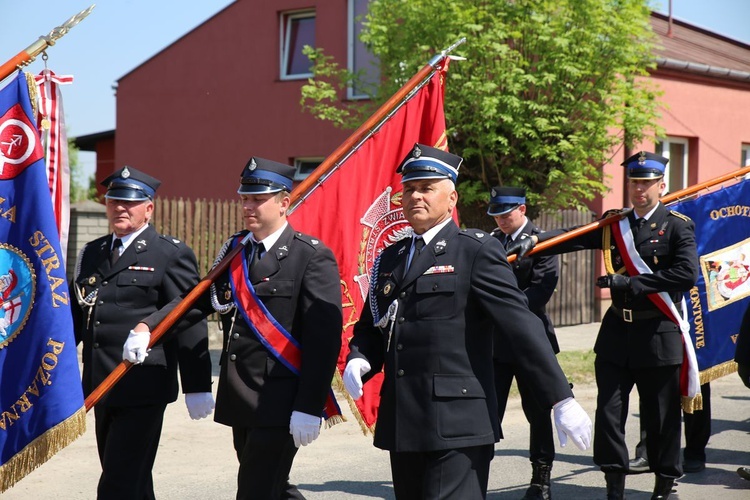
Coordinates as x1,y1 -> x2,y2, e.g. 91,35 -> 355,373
76,6 -> 750,207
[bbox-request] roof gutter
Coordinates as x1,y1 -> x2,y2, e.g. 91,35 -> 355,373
655,56 -> 750,82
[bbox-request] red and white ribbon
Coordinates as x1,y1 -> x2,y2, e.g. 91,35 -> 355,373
34,69 -> 73,260
611,216 -> 701,405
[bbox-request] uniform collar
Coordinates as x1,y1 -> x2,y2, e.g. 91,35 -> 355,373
113,224 -> 150,251
251,222 -> 288,251
415,217 -> 453,246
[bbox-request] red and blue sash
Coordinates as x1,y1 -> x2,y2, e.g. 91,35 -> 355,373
228,237 -> 343,423
611,217 -> 701,412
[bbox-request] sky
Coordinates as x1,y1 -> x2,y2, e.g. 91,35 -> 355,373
1,0 -> 748,182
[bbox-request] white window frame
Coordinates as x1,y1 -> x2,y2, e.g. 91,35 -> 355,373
741,144 -> 750,167
293,157 -> 323,181
347,0 -> 378,99
656,137 -> 690,192
280,10 -> 315,80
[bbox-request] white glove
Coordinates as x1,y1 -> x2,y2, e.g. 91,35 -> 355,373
553,397 -> 592,450
289,410 -> 322,448
122,329 -> 151,364
185,392 -> 215,420
343,358 -> 371,400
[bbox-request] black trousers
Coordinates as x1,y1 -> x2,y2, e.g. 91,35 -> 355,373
232,426 -> 304,500
94,404 -> 167,500
495,360 -> 555,465
593,358 -> 682,479
389,444 -> 494,499
635,382 -> 711,462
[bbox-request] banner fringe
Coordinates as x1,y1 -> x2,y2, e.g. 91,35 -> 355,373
682,393 -> 703,414
700,361 -> 737,385
332,369 -> 374,436
0,406 -> 86,493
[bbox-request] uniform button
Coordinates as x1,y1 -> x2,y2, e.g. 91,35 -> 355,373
397,369 -> 404,377
397,317 -> 405,324
396,344 -> 403,351
131,278 -> 137,283
98,300 -> 104,306
461,388 -> 467,394
102,281 -> 108,286
272,288 -> 278,294
93,342 -> 99,348
94,321 -> 100,326
399,292 -> 406,299
229,354 -> 237,361
232,333 -> 239,339
432,284 -> 438,290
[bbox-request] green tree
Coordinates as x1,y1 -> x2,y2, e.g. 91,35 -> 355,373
301,0 -> 663,225
68,138 -> 98,202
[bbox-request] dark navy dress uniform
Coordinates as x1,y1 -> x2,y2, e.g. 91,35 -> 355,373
72,167 -> 211,500
528,153 -> 699,496
492,219 -> 560,464
348,145 -> 574,499
142,157 -> 342,500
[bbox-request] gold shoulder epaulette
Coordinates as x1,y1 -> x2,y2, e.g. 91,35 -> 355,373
669,210 -> 691,222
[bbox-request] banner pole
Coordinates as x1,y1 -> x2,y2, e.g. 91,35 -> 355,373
84,38 -> 467,411
0,5 -> 95,82
510,165 -> 750,262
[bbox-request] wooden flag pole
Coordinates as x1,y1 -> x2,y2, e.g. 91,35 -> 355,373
84,38 -> 467,411
509,165 -> 750,262
0,5 -> 95,82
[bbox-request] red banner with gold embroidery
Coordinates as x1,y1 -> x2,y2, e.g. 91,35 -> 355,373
289,63 -> 451,432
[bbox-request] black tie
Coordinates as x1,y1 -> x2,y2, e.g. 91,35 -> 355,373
636,218 -> 646,230
505,236 -> 513,250
251,242 -> 265,267
414,237 -> 425,255
110,238 -> 123,267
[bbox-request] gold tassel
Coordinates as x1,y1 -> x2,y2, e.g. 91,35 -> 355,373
682,393 -> 703,414
0,406 -> 86,493
24,71 -> 38,119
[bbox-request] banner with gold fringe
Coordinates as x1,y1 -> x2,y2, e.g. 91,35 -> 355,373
0,71 -> 85,492
669,178 -> 750,384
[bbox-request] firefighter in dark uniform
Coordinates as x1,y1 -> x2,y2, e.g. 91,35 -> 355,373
125,158 -> 343,500
343,144 -> 592,500
488,186 -> 560,500
72,166 -> 213,500
507,152 -> 699,500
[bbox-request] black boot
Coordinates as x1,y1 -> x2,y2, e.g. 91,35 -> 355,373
604,472 -> 626,500
651,476 -> 675,499
520,463 -> 551,500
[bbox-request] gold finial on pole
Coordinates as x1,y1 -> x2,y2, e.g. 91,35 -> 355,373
0,4 -> 95,81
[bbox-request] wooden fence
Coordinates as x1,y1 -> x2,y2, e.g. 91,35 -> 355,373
152,199 -> 597,327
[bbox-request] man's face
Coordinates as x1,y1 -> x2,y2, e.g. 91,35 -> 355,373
240,191 -> 290,238
492,205 -> 526,235
628,177 -> 665,214
402,178 -> 457,234
105,198 -> 153,237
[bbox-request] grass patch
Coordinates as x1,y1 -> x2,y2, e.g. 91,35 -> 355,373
507,349 -> 596,398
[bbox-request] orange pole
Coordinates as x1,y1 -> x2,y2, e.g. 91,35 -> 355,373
85,39 -> 466,411
509,165 -> 750,262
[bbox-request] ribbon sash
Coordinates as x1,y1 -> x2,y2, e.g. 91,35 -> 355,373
228,238 -> 342,422
611,218 -> 701,410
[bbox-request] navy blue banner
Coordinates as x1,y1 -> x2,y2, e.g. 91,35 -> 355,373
0,72 -> 84,491
669,179 -> 750,381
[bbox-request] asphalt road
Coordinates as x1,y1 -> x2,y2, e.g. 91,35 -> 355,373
5,323 -> 750,499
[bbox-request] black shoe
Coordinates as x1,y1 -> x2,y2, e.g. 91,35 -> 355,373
651,476 -> 675,500
683,457 -> 705,473
737,467 -> 750,481
628,456 -> 650,474
520,464 -> 551,500
605,472 -> 626,500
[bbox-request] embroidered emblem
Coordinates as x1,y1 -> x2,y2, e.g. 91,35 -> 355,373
413,145 -> 422,158
638,152 -> 647,166
0,244 -> 35,347
248,159 -> 257,171
122,166 -> 131,178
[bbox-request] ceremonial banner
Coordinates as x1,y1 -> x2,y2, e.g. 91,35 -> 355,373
289,63 -> 450,432
668,178 -> 750,383
0,72 -> 85,492
34,69 -> 73,259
